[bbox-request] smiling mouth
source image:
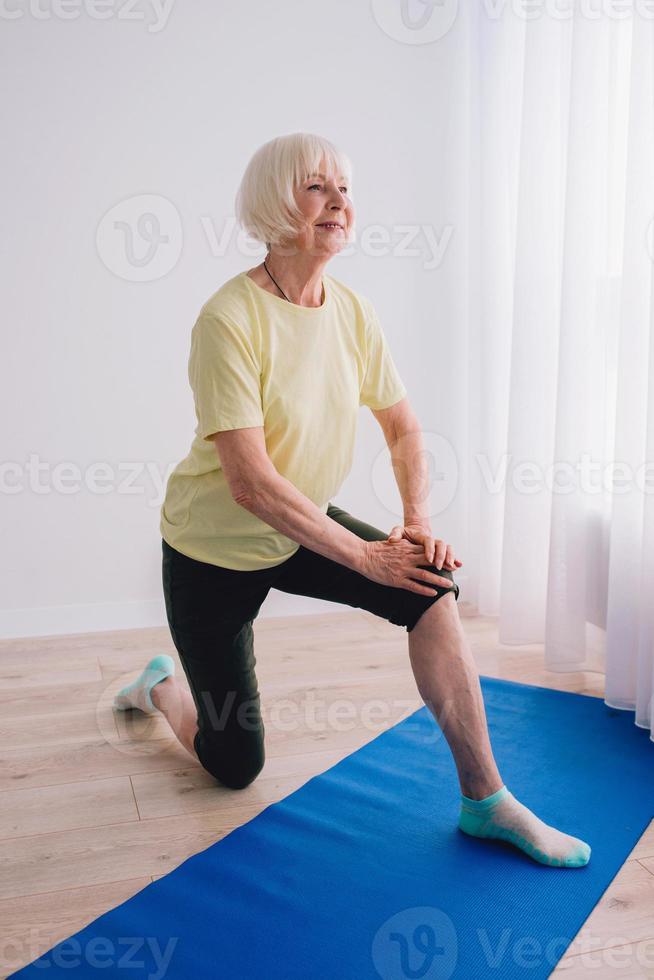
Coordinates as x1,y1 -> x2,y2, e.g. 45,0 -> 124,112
316,223 -> 344,230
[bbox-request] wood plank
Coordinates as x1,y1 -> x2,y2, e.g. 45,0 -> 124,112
0,776 -> 138,839
554,939 -> 654,976
0,736 -> 199,793
1,678 -> 110,717
0,626 -> 173,657
0,663 -> 102,693
0,806 -> 269,900
560,859 -> 654,960
0,647 -> 102,672
1,705 -> 120,751
639,853 -> 654,873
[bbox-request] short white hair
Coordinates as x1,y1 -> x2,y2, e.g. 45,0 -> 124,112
235,132 -> 354,249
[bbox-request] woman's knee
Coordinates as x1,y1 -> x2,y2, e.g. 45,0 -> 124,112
195,726 -> 265,790
220,761 -> 264,790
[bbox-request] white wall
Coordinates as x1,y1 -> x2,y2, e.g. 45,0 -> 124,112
1,0 -> 472,637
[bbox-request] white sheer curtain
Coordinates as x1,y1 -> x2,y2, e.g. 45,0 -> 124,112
468,8 -> 654,741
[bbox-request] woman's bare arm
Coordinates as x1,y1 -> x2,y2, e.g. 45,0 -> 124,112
210,426 -> 367,571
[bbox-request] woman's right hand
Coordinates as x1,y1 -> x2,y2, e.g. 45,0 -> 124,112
359,538 -> 457,596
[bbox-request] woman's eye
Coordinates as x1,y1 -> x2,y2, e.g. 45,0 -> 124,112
307,184 -> 349,194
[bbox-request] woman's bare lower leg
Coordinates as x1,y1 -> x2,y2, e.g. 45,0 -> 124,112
407,594 -> 592,866
150,676 -> 200,761
408,592 -> 503,800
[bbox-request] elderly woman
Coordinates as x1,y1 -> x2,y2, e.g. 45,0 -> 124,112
115,133 -> 590,868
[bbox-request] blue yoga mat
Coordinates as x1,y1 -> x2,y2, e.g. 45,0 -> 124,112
11,676 -> 654,979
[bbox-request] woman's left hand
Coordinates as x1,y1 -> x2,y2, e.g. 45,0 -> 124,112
386,523 -> 463,570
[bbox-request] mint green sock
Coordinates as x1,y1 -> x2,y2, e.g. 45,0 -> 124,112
113,654 -> 176,713
458,785 -> 591,868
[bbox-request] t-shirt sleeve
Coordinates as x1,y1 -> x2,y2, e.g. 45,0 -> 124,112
359,304 -> 407,410
188,310 -> 264,440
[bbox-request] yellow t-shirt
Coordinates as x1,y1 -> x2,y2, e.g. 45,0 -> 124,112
160,269 -> 407,570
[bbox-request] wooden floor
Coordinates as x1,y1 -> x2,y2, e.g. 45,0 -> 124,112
1,605 -> 652,978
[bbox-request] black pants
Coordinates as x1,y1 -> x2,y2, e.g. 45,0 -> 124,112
161,502 -> 459,789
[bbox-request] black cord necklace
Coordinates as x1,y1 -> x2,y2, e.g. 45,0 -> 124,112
263,259 -> 324,306
263,259 -> 290,301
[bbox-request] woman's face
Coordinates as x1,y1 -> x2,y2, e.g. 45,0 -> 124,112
290,165 -> 354,256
